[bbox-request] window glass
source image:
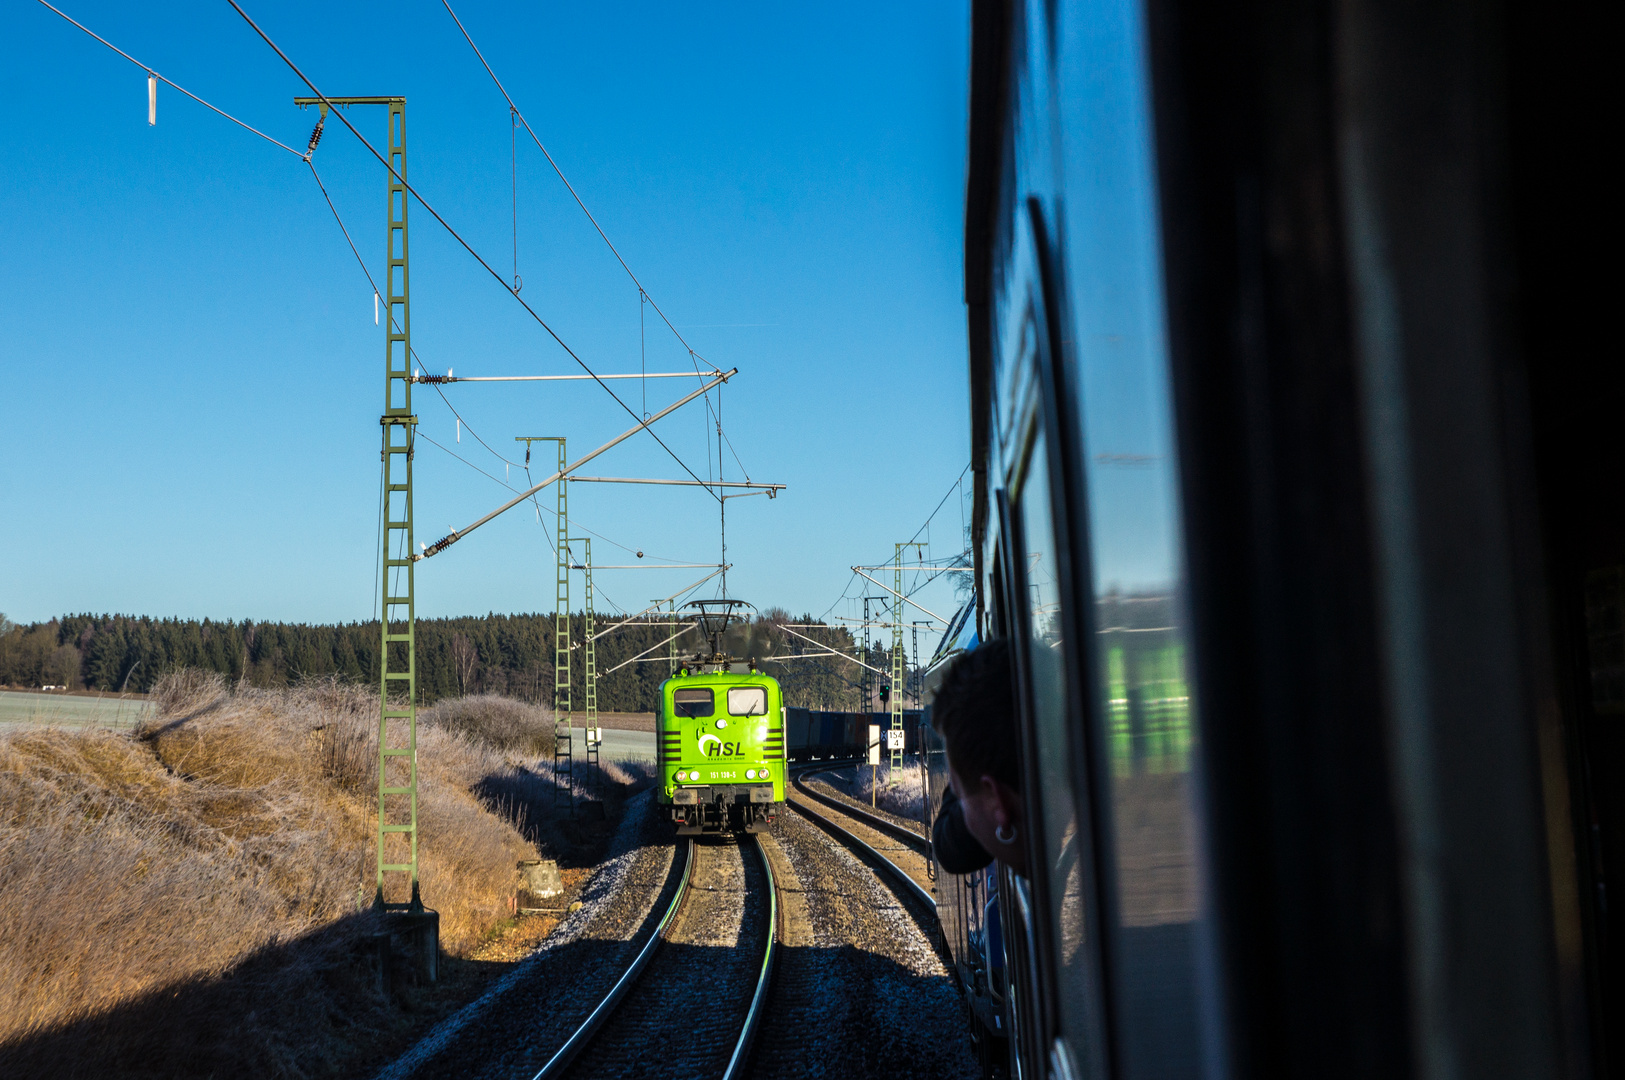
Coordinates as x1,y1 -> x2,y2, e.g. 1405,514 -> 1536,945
1019,434 -> 1106,1073
727,686 -> 768,716
1054,0 -> 1217,1072
673,688 -> 713,717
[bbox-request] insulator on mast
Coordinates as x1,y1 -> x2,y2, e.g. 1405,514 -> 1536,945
374,291 -> 379,325
147,73 -> 156,126
303,117 -> 325,161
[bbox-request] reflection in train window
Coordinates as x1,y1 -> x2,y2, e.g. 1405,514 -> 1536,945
673,689 -> 714,717
1017,434 -> 1107,1073
1052,0 -> 1217,1071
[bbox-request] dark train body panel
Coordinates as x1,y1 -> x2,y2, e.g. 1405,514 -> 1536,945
783,708 -> 924,761
946,0 -> 1619,1076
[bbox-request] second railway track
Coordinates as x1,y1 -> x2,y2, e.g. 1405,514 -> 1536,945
787,765 -> 937,913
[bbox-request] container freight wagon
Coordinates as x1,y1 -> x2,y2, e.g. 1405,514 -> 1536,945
784,709 -> 925,760
784,708 -> 861,760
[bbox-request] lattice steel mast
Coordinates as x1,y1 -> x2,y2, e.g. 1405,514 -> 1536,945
891,544 -> 924,767
582,537 -> 599,779
296,95 -> 422,911
519,436 -> 573,812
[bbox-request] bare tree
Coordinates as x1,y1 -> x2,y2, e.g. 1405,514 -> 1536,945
451,633 -> 478,696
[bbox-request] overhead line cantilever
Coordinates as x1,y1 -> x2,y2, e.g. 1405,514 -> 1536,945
602,624 -> 700,676
775,624 -> 893,678
413,372 -> 721,383
416,370 -> 736,560
850,568 -> 950,624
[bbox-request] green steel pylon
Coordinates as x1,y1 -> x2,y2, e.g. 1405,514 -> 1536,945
582,538 -> 599,783
297,94 -> 419,910
668,599 -> 677,677
515,435 -> 572,813
554,439 -> 571,811
892,543 -> 925,768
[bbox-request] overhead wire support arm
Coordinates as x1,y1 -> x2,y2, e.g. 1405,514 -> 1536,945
569,563 -> 726,570
775,624 -> 893,677
568,477 -> 784,494
601,624 -> 699,676
415,370 -> 735,561
412,372 -> 723,384
849,567 -> 951,625
588,567 -> 730,642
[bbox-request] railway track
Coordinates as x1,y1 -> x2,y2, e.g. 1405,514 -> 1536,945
787,765 -> 937,914
745,767 -> 981,1078
531,834 -> 777,1080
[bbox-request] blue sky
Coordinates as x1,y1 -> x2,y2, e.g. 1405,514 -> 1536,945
1,0 -> 974,644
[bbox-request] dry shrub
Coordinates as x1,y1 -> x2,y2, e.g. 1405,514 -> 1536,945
0,674 -> 577,1077
843,762 -> 928,822
421,693 -> 554,757
145,667 -> 228,726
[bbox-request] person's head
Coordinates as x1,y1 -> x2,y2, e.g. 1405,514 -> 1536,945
932,639 -> 1026,873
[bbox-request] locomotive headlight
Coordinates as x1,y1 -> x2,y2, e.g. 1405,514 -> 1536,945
746,769 -> 757,780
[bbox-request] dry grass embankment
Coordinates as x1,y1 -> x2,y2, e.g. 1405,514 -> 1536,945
0,670 -> 625,1078
823,762 -> 929,822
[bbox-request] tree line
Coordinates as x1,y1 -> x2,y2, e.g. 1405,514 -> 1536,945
0,609 -> 920,712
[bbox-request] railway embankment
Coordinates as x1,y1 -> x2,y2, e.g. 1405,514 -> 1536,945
0,670 -> 648,1078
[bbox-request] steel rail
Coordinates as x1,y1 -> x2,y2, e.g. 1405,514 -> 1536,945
792,767 -> 930,852
722,836 -> 778,1080
529,839 -> 695,1080
530,834 -> 777,1080
788,771 -> 937,914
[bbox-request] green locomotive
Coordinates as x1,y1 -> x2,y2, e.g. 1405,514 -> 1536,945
657,600 -> 784,834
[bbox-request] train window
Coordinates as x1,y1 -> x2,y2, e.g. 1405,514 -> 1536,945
673,689 -> 713,717
1050,0 -> 1218,1071
1015,431 -> 1108,1073
727,686 -> 768,716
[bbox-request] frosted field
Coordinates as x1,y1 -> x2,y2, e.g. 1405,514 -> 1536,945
0,690 -> 153,728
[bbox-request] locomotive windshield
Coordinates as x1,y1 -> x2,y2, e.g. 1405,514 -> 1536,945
727,686 -> 768,716
673,688 -> 713,717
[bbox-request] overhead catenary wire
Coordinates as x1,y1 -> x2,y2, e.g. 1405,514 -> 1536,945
34,0 -> 303,156
420,431 -> 701,574
436,0 -> 740,491
814,464 -> 973,628
437,0 -> 714,369
306,158 -> 380,310
37,0 -> 725,620
225,0 -> 720,502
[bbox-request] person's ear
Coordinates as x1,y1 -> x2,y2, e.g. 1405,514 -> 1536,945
977,774 -> 1013,827
988,776 -> 1023,827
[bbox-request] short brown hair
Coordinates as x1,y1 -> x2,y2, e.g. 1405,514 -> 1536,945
931,639 -> 1019,789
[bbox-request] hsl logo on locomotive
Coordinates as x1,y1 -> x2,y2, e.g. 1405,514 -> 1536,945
697,732 -> 746,758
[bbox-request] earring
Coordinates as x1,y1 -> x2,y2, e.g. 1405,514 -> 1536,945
995,823 -> 1017,845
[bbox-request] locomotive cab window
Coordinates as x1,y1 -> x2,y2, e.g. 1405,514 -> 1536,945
727,686 -> 768,716
673,689 -> 713,717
